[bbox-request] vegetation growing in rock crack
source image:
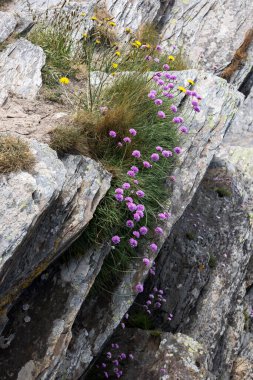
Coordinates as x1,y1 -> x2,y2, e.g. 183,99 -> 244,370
0,136 -> 35,174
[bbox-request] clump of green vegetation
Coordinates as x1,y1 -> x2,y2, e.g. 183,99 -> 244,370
0,136 -> 35,174
215,186 -> 232,198
128,311 -> 155,330
208,255 -> 217,269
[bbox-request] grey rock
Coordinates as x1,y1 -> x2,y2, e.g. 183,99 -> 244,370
0,38 -> 45,105
0,11 -> 17,43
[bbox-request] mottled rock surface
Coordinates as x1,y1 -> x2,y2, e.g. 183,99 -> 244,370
0,38 -> 45,105
0,11 -> 16,43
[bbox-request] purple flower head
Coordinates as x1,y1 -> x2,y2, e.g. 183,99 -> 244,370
170,175 -> 176,182
179,126 -> 189,134
133,179 -> 139,185
163,63 -> 170,70
137,210 -> 144,218
107,352 -> 112,359
129,354 -> 134,360
115,193 -> 124,201
168,83 -> 174,89
160,368 -> 166,375
104,371 -> 109,379
155,227 -> 164,235
112,235 -> 121,244
150,243 -> 158,252
154,98 -> 163,106
164,73 -> 171,80
143,160 -> 152,168
126,220 -> 134,228
174,146 -> 182,154
154,302 -> 161,308
109,130 -> 117,138
131,165 -> 139,173
153,75 -> 159,82
113,360 -> 119,366
129,238 -> 138,248
157,79 -> 164,86
149,294 -> 154,299
146,300 -> 152,305
117,142 -> 123,147
133,212 -> 141,222
162,150 -> 172,158
127,202 -> 137,212
170,74 -> 177,80
137,204 -> 145,212
129,128 -> 137,136
158,289 -> 164,294
125,313 -> 129,319
197,94 -> 202,100
166,93 -> 174,99
123,137 -> 131,143
115,188 -> 124,195
158,212 -> 167,220
132,150 -> 141,158
186,89 -> 192,96
122,182 -> 130,189
154,57 -> 160,63
151,153 -> 160,162
173,117 -> 181,124
135,283 -> 144,293
150,89 -> 157,95
191,91 -> 197,97
192,100 -> 198,107
127,170 -> 135,177
136,190 -> 145,198
155,72 -> 162,77
125,196 -> 133,203
157,110 -> 166,119
156,146 -> 163,152
170,105 -> 178,113
145,55 -> 152,61
120,353 -> 127,360
194,106 -> 201,112
121,322 -> 125,329
153,287 -> 158,292
148,92 -> 156,100
156,45 -> 162,51
164,212 -> 171,219
139,226 -> 148,235
133,230 -> 140,238
143,258 -> 151,266
102,363 -> 107,368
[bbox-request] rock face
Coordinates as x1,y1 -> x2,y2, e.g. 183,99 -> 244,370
0,38 -> 45,105
0,11 -> 16,43
0,138 -> 111,324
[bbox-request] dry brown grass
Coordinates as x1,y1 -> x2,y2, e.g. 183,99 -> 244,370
0,136 -> 35,174
220,28 -> 253,81
136,23 -> 160,46
92,5 -> 117,45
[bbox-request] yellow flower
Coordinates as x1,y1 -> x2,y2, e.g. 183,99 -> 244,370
95,39 -> 101,44
108,21 -> 116,27
187,79 -> 195,85
82,33 -> 88,38
134,40 -> 142,47
115,51 -> 121,57
80,12 -> 86,17
178,86 -> 187,92
125,27 -> 131,33
59,77 -> 70,85
146,43 -> 151,49
168,55 -> 175,61
111,72 -> 116,76
112,62 -> 118,69
91,16 -> 98,21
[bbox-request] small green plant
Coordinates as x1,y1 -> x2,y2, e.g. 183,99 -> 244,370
0,136 -> 35,173
208,255 -> 217,269
215,186 -> 232,198
128,311 -> 155,330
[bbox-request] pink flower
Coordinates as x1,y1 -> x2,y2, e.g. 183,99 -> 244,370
162,150 -> 172,158
137,204 -> 145,212
133,230 -> 140,238
157,79 -> 164,86
156,146 -> 163,152
115,194 -> 124,201
143,161 -> 152,168
156,45 -> 162,51
170,175 -> 176,181
129,128 -> 137,136
137,210 -> 144,218
117,142 -> 123,147
109,130 -> 116,138
127,202 -> 137,211
122,182 -> 131,189
154,57 -> 160,63
174,146 -> 182,154
133,212 -> 141,222
151,153 -> 160,162
143,258 -> 151,266
163,64 -> 170,70
131,165 -> 139,173
126,220 -> 134,228
157,111 -> 166,119
136,190 -> 145,198
170,105 -> 177,113
139,226 -> 148,235
148,92 -> 156,100
155,227 -> 164,235
132,150 -> 141,158
123,137 -> 131,143
158,213 -> 167,220
133,179 -> 139,185
125,196 -> 133,202
150,243 -> 158,252
115,188 -> 123,194
179,126 -> 189,134
127,170 -> 136,177
129,238 -> 138,248
154,99 -> 163,106
111,235 -> 120,244
135,283 -> 144,293
145,55 -> 152,61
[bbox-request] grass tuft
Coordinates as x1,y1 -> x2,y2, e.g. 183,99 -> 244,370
0,136 -> 35,174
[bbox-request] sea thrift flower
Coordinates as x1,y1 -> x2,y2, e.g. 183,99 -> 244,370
143,161 -> 152,168
123,137 -> 131,143
115,194 -> 124,201
117,142 -> 123,147
139,226 -> 148,235
150,90 -> 157,95
136,210 -> 144,218
133,230 -> 140,238
127,170 -> 136,177
145,55 -> 152,61
163,63 -> 170,70
162,150 -> 172,158
174,146 -> 182,154
104,371 -> 109,378
194,106 -> 201,112
154,58 -> 160,63
157,79 -> 164,86
191,91 -> 197,97
192,100 -> 198,107
170,74 -> 177,80
133,213 -> 141,222
127,202 -> 137,211
136,190 -> 145,198
109,130 -> 117,138
168,83 -> 174,89
154,99 -> 163,106
156,45 -> 162,51
186,90 -> 192,95
121,323 -> 125,329
158,213 -> 167,220
155,227 -> 164,235
179,126 -> 189,134
143,258 -> 151,266
132,150 -> 141,158
148,92 -> 156,100
129,238 -> 138,247
122,182 -> 130,189
100,106 -> 108,115
150,243 -> 158,252
107,352 -> 112,359
115,188 -> 123,194
135,283 -> 144,293
134,179 -> 139,185
126,220 -> 134,228
170,105 -> 177,113
157,111 -> 166,119
151,153 -> 160,162
112,235 -> 121,244
137,204 -> 145,212
125,196 -> 133,202
129,354 -> 134,360
170,175 -> 176,181
173,117 -> 181,123
131,166 -> 139,173
129,128 -> 137,136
